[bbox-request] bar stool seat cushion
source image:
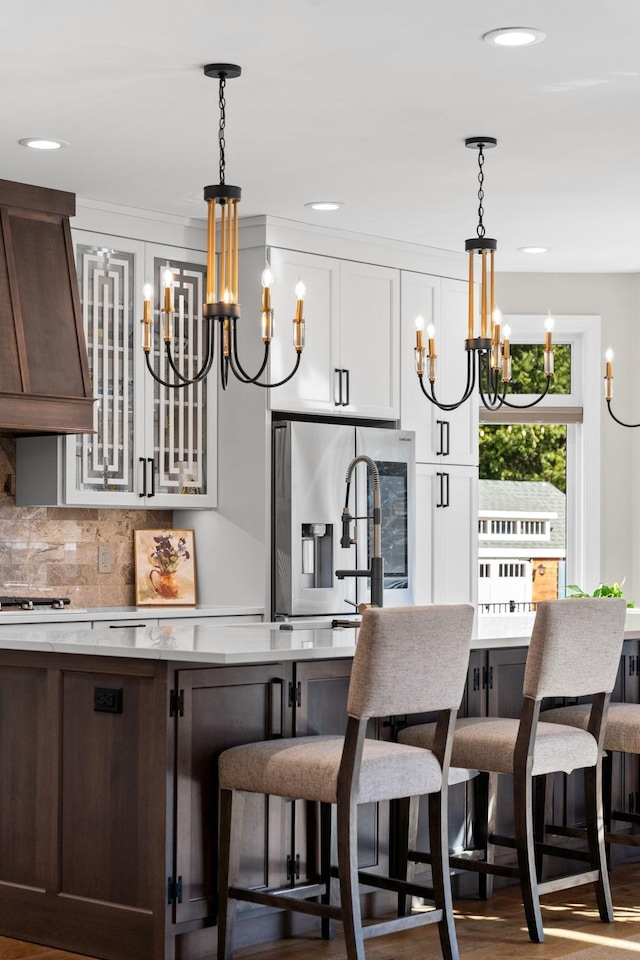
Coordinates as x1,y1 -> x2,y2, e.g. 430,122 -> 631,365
543,702 -> 640,754
219,734 -> 443,805
399,716 -> 598,777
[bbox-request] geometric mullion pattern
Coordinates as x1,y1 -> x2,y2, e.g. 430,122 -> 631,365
151,257 -> 208,495
74,245 -> 135,493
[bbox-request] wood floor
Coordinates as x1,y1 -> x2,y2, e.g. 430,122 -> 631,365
4,860 -> 640,959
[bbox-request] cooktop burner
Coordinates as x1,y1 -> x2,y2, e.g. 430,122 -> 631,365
0,597 -> 71,610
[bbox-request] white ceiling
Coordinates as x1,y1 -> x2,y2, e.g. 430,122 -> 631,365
4,0 -> 640,272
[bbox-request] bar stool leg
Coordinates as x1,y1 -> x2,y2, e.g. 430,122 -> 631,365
320,802 -> 338,940
514,768 -> 544,942
217,788 -> 245,960
337,797 -> 365,960
476,772 -> 497,900
429,788 -> 459,960
585,760 -> 614,923
534,773 -> 547,881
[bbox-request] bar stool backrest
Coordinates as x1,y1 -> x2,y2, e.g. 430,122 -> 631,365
523,598 -> 627,702
346,604 -> 474,721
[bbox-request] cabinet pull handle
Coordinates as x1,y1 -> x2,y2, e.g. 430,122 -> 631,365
139,457 -> 147,498
444,420 -> 451,457
436,472 -> 443,508
343,368 -> 350,406
109,623 -> 145,628
334,368 -> 342,406
444,471 -> 450,507
148,457 -> 155,498
269,679 -> 284,738
436,420 -> 444,456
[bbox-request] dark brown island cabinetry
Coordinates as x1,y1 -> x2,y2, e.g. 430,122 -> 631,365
0,641 -> 639,960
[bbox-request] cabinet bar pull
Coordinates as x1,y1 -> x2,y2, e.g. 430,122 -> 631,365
334,368 -> 342,406
269,679 -> 284,738
444,420 -> 451,456
436,420 -> 444,456
343,368 -> 350,406
444,471 -> 450,508
148,457 -> 155,498
436,472 -> 444,508
139,457 -> 147,497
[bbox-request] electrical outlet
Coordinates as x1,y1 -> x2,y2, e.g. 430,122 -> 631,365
98,545 -> 113,574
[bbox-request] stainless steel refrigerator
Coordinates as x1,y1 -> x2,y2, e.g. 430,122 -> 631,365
272,420 -> 415,618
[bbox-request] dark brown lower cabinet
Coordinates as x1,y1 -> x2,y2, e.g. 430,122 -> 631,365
1,641 -> 638,960
0,651 -> 168,960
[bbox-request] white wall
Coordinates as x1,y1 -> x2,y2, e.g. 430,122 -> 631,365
497,272 -> 640,602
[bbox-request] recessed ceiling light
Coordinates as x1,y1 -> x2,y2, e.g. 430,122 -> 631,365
305,201 -> 343,212
19,138 -> 68,150
517,246 -> 550,254
483,27 -> 546,47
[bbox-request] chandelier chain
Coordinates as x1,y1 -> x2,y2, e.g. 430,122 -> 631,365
218,76 -> 226,185
476,145 -> 486,239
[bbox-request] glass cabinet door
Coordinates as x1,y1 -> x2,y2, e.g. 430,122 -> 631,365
145,247 -> 211,502
70,239 -> 144,500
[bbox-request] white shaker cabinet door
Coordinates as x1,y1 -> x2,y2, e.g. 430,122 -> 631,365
268,248 -> 340,415
414,462 -> 478,606
338,260 -> 399,420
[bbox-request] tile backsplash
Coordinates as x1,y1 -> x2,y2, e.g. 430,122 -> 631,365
0,437 -> 172,607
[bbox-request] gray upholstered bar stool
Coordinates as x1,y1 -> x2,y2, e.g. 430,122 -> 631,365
542,699 -> 640,852
217,604 -> 474,960
399,598 -> 627,944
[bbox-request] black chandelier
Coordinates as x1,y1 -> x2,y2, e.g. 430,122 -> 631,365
414,136 -> 554,411
142,63 -> 306,390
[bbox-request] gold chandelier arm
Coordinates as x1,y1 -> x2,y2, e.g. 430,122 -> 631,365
605,399 -> 640,428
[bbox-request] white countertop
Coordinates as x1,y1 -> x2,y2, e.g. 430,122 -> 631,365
0,621 -> 360,663
0,608 -> 635,666
0,604 -> 264,625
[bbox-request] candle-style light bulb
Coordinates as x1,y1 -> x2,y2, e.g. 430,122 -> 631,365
414,314 -> 426,376
141,281 -> 153,350
426,322 -> 437,381
491,305 -> 502,369
260,263 -> 275,341
161,265 -> 174,340
544,313 -> 555,376
502,324 -> 512,382
605,347 -> 614,401
293,279 -> 306,352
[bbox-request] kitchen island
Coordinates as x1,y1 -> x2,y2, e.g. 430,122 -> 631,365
0,613 -> 638,960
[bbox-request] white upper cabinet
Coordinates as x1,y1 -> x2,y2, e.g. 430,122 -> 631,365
16,232 -> 215,509
400,271 -> 478,465
414,461 -> 478,606
268,248 -> 400,420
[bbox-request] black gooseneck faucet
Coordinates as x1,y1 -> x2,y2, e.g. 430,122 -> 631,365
335,454 -> 383,608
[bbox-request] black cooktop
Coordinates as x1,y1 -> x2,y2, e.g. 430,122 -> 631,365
0,597 -> 71,610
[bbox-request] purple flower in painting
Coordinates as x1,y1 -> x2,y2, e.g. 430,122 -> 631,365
149,533 -> 190,573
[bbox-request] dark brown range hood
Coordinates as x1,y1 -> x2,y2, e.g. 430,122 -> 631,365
0,178 -> 93,435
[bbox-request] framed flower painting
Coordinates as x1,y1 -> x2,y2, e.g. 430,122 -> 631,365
134,529 -> 196,606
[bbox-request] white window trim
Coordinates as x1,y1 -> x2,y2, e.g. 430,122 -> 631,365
479,314 -> 600,596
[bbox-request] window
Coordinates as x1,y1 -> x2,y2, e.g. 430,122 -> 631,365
499,563 -> 527,578
478,315 -> 600,606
